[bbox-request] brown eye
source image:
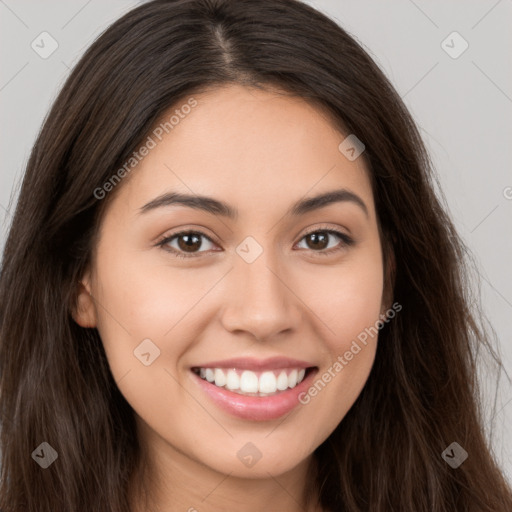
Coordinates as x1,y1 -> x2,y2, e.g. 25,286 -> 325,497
296,229 -> 354,256
157,227 -> 354,259
157,230 -> 217,258
304,232 -> 329,250
176,233 -> 203,253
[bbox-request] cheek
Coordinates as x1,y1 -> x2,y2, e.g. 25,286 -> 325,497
92,245 -> 231,426
94,247 -> 213,341
92,252 -> 205,430
301,246 -> 384,347
294,247 -> 383,424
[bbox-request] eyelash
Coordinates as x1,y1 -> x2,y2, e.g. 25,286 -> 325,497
156,226 -> 355,259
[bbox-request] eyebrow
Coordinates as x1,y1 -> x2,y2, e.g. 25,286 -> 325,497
138,188 -> 369,219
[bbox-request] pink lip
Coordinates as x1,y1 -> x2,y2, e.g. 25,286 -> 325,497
191,356 -> 313,371
191,366 -> 318,421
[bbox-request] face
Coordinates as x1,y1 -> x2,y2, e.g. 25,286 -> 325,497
75,84 -> 388,485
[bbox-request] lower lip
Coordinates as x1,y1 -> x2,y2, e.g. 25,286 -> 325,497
191,368 -> 318,421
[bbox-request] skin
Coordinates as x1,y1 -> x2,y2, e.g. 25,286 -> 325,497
74,83 -> 391,512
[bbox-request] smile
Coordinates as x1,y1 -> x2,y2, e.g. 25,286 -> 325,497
192,367 -> 309,396
190,357 -> 318,421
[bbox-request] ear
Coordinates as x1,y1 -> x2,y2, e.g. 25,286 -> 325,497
380,242 -> 396,318
72,270 -> 98,328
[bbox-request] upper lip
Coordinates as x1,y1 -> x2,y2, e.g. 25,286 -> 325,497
191,356 -> 316,371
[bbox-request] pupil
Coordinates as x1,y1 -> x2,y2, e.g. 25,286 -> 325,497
308,232 -> 328,250
179,233 -> 201,252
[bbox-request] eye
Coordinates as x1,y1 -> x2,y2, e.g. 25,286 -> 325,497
156,230 -> 218,259
156,226 -> 355,259
295,228 -> 354,256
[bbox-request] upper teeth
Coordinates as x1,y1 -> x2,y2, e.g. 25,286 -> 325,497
197,368 -> 307,395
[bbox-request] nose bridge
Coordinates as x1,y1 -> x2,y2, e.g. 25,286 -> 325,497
221,240 -> 300,340
239,251 -> 284,306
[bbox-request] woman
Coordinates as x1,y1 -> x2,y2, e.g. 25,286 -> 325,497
1,0 -> 511,510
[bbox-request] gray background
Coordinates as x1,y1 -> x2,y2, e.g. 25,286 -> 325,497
1,0 -> 511,483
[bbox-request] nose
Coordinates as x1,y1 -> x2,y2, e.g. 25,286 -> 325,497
220,249 -> 302,343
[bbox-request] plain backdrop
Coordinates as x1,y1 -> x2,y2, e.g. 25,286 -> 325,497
1,0 -> 511,484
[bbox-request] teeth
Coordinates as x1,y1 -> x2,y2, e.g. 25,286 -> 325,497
195,367 -> 309,395
276,371 -> 289,390
240,371 -> 259,392
225,369 -> 240,390
214,368 -> 226,387
259,371 -> 276,393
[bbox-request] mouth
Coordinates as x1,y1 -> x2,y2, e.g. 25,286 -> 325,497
191,366 -> 314,396
190,358 -> 318,421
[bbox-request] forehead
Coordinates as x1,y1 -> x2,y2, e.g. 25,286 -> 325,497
108,84 -> 374,220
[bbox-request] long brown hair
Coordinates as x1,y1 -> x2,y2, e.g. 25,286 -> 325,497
1,0 -> 511,510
